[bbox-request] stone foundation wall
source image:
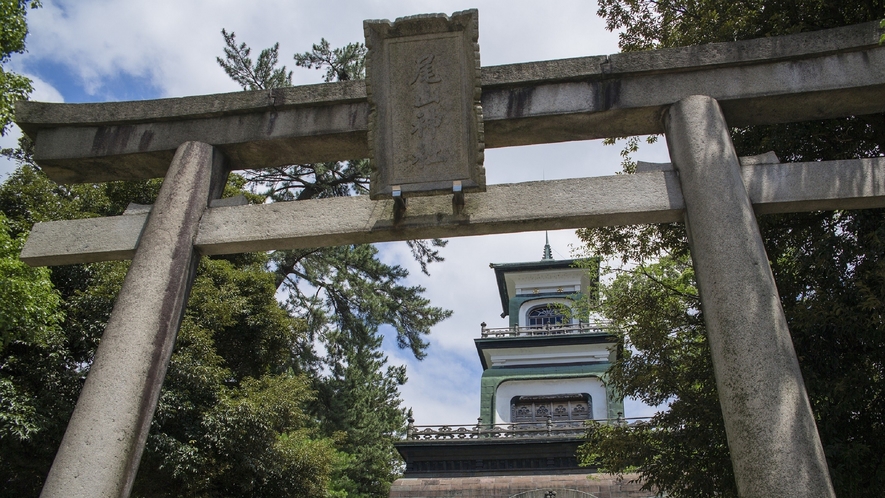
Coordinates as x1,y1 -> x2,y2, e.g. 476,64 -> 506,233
389,473 -> 653,498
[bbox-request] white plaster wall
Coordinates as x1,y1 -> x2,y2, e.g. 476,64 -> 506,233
494,377 -> 607,423
517,297 -> 576,327
488,342 -> 612,367
509,269 -> 586,298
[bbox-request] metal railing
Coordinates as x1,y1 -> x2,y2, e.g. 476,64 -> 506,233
404,415 -> 651,441
479,321 -> 612,338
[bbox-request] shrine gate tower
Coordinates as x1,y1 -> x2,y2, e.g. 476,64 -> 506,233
391,241 -> 646,498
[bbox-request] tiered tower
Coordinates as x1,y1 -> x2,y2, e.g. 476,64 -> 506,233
390,242 -> 647,497
476,236 -> 622,429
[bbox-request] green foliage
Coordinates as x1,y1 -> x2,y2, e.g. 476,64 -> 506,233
761,209 -> 885,495
0,68 -> 31,136
0,167 -> 343,497
576,256 -> 737,497
316,327 -> 408,497
581,2 -> 885,497
0,167 -> 128,495
0,210 -> 70,497
0,0 -> 39,136
0,322 -> 76,497
601,135 -> 659,174
0,213 -> 61,348
0,1 -> 40,62
293,38 -> 366,82
597,0 -> 885,51
276,244 -> 450,362
217,29 -> 292,91
135,256 -> 338,496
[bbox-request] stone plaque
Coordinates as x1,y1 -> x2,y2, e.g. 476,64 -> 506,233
365,9 -> 485,199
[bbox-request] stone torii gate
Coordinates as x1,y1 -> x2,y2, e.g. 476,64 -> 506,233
15,11 -> 885,498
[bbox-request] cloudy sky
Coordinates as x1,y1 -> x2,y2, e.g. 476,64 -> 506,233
2,0 -> 671,425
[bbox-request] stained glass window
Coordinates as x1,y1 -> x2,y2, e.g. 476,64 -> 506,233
527,305 -> 565,326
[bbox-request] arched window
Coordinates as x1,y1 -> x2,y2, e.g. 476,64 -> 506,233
527,305 -> 565,326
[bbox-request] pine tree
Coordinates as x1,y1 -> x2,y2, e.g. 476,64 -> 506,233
216,32 -> 453,496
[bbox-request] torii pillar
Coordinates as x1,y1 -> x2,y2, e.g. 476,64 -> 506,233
39,142 -> 228,498
664,95 -> 835,497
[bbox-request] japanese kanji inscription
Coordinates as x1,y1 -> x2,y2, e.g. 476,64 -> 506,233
365,9 -> 485,199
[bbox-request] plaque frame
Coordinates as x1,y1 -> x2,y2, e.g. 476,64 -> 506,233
364,9 -> 485,199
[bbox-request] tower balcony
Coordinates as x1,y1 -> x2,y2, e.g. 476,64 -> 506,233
404,415 -> 649,442
479,321 -> 611,338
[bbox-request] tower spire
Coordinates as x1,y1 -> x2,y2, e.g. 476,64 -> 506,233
542,232 -> 553,260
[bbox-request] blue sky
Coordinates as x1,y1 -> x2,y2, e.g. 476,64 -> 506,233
2,0 -> 671,424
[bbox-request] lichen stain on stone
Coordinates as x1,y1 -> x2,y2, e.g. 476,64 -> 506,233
265,110 -> 278,136
348,105 -> 362,128
138,130 -> 154,152
91,125 -> 135,155
595,79 -> 621,111
505,87 -> 534,118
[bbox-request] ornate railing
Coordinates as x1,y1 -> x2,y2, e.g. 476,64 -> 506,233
404,415 -> 651,441
479,321 -> 611,338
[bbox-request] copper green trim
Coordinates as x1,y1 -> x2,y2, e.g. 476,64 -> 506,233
507,293 -> 575,326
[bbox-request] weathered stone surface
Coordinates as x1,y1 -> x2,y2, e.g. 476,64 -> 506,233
39,142 -> 227,498
30,101 -> 368,183
20,213 -> 149,266
664,95 -> 834,498
20,157 -> 885,266
15,21 -> 884,184
16,80 -> 367,135
365,10 -> 484,198
388,473 -> 650,498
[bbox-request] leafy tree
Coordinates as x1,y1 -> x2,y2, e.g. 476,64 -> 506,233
579,1 -> 885,497
0,210 -> 68,497
134,254 -> 339,497
0,164 -> 344,497
0,212 -> 61,348
576,255 -> 736,497
0,0 -> 39,136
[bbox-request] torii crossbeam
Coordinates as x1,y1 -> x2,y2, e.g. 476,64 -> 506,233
16,16 -> 885,498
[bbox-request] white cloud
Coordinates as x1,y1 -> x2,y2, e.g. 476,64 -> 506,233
27,73 -> 65,102
387,341 -> 481,425
22,0 -> 622,99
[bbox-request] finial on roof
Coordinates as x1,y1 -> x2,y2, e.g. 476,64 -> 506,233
542,232 -> 553,260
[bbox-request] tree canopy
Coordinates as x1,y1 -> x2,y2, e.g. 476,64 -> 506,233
0,0 -> 39,136
579,1 -> 885,497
